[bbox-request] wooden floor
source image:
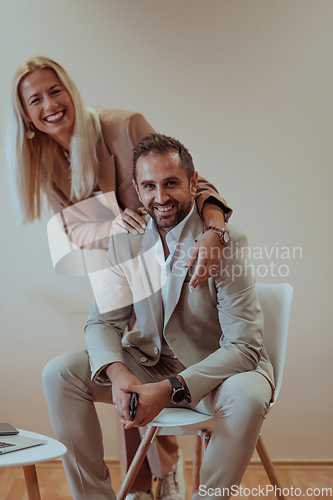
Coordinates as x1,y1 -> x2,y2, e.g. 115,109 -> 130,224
1,461 -> 332,499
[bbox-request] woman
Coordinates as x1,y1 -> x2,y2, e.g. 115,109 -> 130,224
7,56 -> 232,282
7,56 -> 233,499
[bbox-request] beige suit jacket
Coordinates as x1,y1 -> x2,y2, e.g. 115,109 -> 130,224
85,206 -> 274,408
50,109 -> 232,251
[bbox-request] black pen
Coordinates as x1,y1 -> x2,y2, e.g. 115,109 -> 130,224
129,392 -> 138,422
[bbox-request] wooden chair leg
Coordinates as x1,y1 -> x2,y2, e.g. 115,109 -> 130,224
23,465 -> 41,500
256,435 -> 288,500
117,425 -> 159,500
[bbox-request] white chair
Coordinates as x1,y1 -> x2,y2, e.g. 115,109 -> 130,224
117,283 -> 293,500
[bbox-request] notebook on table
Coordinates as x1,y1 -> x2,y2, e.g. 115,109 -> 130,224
0,434 -> 47,455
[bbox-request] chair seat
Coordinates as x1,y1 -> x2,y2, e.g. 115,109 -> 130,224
149,408 -> 216,435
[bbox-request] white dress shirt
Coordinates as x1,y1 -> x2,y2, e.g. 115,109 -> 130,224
147,204 -> 195,357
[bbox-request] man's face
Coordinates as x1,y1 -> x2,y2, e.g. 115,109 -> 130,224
134,152 -> 198,232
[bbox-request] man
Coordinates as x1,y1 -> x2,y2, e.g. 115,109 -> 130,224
43,134 -> 274,500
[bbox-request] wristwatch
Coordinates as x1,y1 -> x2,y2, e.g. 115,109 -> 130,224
206,226 -> 230,245
168,376 -> 188,403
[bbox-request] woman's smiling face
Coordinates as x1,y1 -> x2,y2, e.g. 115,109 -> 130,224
20,68 -> 75,145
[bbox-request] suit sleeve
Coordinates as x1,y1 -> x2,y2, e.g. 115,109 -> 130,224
195,176 -> 233,221
84,232 -> 134,384
49,191 -> 113,251
125,112 -> 156,148
178,231 -> 264,407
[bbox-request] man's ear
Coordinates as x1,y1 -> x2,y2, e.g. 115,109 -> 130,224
190,171 -> 199,198
132,179 -> 142,204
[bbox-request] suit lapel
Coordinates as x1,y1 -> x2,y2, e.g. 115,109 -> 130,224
137,228 -> 164,342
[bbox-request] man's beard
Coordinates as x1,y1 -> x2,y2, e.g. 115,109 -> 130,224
146,197 -> 192,232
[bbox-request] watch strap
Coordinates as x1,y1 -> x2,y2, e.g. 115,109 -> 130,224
168,376 -> 191,403
206,225 -> 229,244
168,376 -> 183,392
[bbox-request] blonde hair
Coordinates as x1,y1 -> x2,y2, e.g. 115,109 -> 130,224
6,56 -> 101,223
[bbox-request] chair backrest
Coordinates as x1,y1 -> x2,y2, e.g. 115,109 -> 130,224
255,283 -> 293,402
152,283 -> 293,433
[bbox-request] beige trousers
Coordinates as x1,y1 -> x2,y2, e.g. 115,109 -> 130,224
43,350 -> 272,500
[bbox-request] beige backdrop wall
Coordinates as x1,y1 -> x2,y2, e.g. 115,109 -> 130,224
1,0 -> 332,462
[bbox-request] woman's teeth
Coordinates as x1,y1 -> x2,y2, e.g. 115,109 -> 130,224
45,111 -> 65,123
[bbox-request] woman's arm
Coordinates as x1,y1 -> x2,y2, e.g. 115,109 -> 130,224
185,176 -> 233,290
194,175 -> 232,222
49,110 -> 155,250
50,191 -> 113,250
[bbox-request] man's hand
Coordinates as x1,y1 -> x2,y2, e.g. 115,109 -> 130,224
105,363 -> 143,423
121,379 -> 171,429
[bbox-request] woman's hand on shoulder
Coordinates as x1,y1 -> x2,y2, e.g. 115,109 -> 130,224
112,207 -> 147,235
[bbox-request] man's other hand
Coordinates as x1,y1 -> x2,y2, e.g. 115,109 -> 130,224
105,362 -> 142,423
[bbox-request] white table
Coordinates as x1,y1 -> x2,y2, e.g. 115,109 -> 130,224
0,429 -> 67,500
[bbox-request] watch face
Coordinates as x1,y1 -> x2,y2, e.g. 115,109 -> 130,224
173,388 -> 186,403
223,231 -> 230,243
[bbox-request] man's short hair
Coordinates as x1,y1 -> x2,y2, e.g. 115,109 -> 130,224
133,133 -> 195,185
